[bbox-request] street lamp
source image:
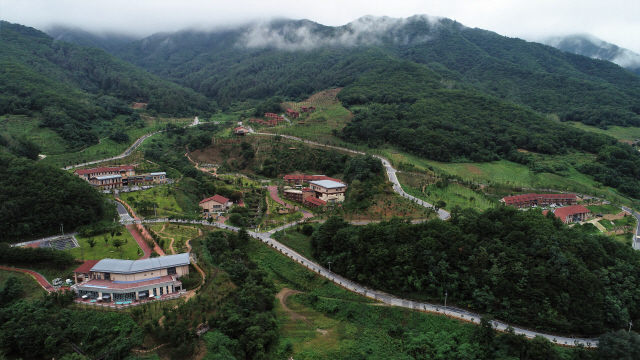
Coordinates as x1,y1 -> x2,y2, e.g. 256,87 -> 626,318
444,290 -> 448,315
327,261 -> 332,272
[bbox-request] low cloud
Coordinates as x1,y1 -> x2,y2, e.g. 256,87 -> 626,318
238,15 -> 444,50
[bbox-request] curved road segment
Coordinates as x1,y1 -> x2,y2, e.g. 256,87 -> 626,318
63,119 -> 599,346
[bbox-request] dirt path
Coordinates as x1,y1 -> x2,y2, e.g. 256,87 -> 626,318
277,288 -> 308,323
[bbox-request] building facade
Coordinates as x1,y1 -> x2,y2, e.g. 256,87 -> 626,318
199,195 -> 232,216
500,193 -> 577,208
543,205 -> 592,224
76,166 -> 166,189
72,253 -> 190,302
309,180 -> 347,203
283,174 -> 345,186
74,166 -> 135,180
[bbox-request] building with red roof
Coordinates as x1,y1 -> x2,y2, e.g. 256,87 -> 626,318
199,195 -> 232,216
72,260 -> 100,283
234,126 -> 249,136
500,193 -> 577,208
74,166 -> 134,180
304,196 -> 326,207
544,205 -> 592,224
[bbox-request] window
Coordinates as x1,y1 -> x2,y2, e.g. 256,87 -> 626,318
168,267 -> 177,275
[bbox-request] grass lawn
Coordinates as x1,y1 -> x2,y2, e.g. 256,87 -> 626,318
0,269 -> 47,301
614,216 -> 637,228
399,173 -> 497,211
586,204 -> 621,215
566,122 -> 640,142
71,231 -> 144,261
382,148 -> 633,206
123,185 -> 186,218
149,224 -> 200,253
272,229 -> 314,259
598,219 -> 615,230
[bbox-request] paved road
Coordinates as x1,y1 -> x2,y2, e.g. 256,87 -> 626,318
0,265 -> 55,292
621,205 -> 640,250
253,132 -> 451,220
113,200 -> 134,222
131,217 -> 597,347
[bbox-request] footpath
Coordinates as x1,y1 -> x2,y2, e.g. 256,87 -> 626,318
0,265 -> 54,292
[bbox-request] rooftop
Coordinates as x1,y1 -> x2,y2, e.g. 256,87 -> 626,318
75,166 -> 134,175
310,180 -> 346,189
305,196 -> 327,206
90,253 -> 190,274
199,194 -> 230,205
549,205 -> 591,223
95,175 -> 122,180
76,275 -> 177,290
149,172 -> 166,176
73,260 -> 100,274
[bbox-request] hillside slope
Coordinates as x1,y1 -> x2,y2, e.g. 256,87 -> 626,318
0,21 -> 215,148
116,16 -> 640,128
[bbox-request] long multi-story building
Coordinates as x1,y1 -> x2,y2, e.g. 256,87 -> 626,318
72,253 -> 190,303
500,193 -> 577,208
74,166 -> 166,189
283,174 -> 345,186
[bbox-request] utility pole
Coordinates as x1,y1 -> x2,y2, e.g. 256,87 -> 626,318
61,223 -> 64,236
444,290 -> 448,315
630,320 -> 633,332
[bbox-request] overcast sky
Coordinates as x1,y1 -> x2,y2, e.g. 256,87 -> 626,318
2,0 -> 640,53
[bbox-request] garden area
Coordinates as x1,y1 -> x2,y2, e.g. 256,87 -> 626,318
148,223 -> 201,254
70,228 -> 143,261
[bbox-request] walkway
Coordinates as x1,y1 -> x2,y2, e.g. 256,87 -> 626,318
0,265 -> 54,292
126,225 -> 152,259
268,185 -> 292,208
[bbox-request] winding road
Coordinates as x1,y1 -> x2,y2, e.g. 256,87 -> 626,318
59,118 -> 602,347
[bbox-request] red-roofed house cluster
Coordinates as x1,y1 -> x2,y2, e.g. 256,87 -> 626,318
248,117 -> 285,126
285,109 -> 299,118
74,166 -> 166,189
282,175 -> 347,207
542,205 -> 592,224
300,106 -> 315,113
500,193 -> 577,209
264,113 -> 285,122
198,195 -> 232,218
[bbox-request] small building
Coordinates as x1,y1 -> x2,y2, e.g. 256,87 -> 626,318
543,205 -> 592,224
301,106 -> 309,113
284,189 -> 304,202
234,126 -> 249,136
304,196 -> 326,207
72,253 -> 190,303
150,172 -> 167,183
89,174 -> 123,189
309,180 -> 347,203
199,195 -> 232,215
285,109 -> 299,118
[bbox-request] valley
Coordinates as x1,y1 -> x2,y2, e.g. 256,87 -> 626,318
2,13 -> 640,360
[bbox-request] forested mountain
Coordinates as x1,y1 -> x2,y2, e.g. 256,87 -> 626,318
45,25 -> 140,54
0,21 -> 215,148
543,34 -> 640,76
0,151 -> 112,239
311,209 -> 640,335
115,16 -> 640,128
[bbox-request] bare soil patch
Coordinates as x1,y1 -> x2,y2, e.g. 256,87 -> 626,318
277,288 -> 308,323
464,164 -> 482,175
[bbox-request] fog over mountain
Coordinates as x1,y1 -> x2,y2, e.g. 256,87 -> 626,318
544,34 -> 640,76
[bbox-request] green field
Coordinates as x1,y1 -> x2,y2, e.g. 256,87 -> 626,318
123,185 -> 187,219
586,204 -> 621,215
0,115 -> 70,154
39,116 -> 193,168
71,230 -> 144,261
566,122 -> 640,142
384,149 -> 632,206
148,223 -> 200,254
0,268 -> 47,301
272,228 -> 314,259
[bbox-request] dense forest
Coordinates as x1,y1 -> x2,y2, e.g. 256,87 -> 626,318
0,21 -> 215,148
311,207 -> 640,335
0,151 -> 113,239
112,16 -> 640,129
